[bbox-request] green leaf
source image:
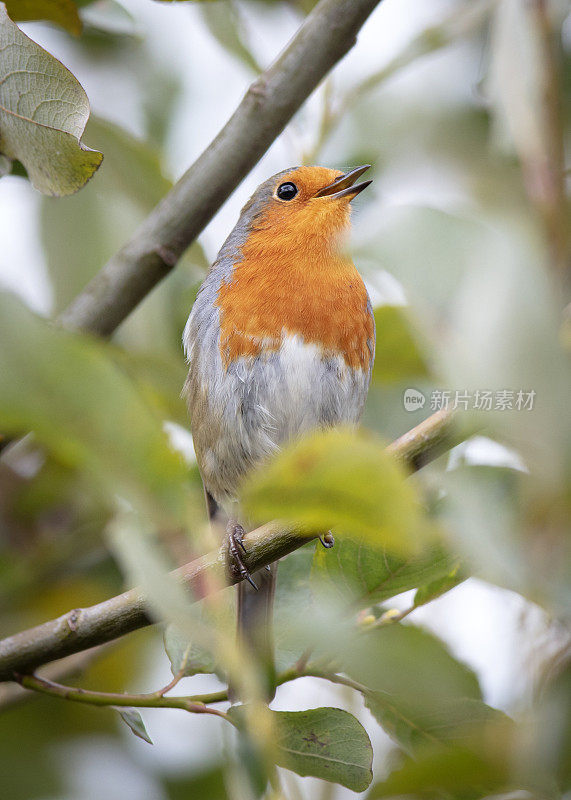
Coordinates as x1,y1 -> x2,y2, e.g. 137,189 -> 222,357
0,293 -> 191,525
163,767 -> 227,800
312,537 -> 459,609
0,4 -> 102,194
115,707 -> 153,744
372,305 -> 430,384
346,624 -> 482,704
273,708 -> 373,792
200,1 -> 261,73
242,428 -> 436,555
80,0 -> 136,37
365,693 -> 509,757
413,561 -> 466,608
4,0 -> 82,34
368,742 -> 512,800
111,349 -> 189,427
274,543 -> 315,671
336,624 -> 487,755
164,621 -> 219,678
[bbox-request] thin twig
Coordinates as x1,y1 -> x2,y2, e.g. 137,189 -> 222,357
15,673 -> 228,720
154,668 -> 185,698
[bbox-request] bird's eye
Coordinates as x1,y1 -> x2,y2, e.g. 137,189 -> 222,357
276,182 -> 298,201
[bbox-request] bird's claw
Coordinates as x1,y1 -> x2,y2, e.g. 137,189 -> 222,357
318,531 -> 335,549
227,522 -> 258,590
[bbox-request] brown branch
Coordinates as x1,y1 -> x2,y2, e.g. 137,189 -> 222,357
59,0 -> 384,337
0,409 -> 457,683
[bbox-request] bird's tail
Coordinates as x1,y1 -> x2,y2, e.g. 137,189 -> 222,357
204,488 -> 277,702
237,563 -> 277,702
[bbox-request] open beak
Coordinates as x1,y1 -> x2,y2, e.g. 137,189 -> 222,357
314,165 -> 372,200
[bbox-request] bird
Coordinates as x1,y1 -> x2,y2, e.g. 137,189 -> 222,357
183,165 -> 375,699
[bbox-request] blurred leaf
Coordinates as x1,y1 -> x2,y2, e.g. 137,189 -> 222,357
346,624 -> 482,702
273,707 -> 373,792
355,207 -> 490,317
334,623 -> 485,755
143,69 -> 182,148
0,293 -> 191,525
312,537 -> 459,609
164,619 -> 219,677
274,543 -> 315,670
413,561 -> 466,609
112,349 -> 188,426
0,5 -> 102,194
164,767 -> 228,800
242,428 -> 436,555
486,0 -> 549,169
368,740 -> 512,800
200,1 -> 261,73
533,649 -> 571,792
115,707 -> 153,744
365,693 -> 509,757
4,0 -> 82,34
372,305 -> 430,384
80,0 -> 137,37
41,116 -> 207,357
368,706 -> 556,800
439,465 -> 571,609
226,704 -> 271,797
0,454 -> 112,608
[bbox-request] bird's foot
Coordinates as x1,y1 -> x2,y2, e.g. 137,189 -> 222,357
318,531 -> 335,549
227,521 -> 258,590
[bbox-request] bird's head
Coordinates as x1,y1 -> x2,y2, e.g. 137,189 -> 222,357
239,165 -> 372,253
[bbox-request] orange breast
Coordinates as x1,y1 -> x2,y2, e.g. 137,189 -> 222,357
215,214 -> 374,371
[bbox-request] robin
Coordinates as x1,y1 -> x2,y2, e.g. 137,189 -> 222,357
183,165 -> 375,697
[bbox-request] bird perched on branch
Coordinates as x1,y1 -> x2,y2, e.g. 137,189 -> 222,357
183,165 -> 375,699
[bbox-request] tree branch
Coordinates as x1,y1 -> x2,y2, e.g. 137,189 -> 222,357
0,409 -> 457,683
59,0 -> 384,337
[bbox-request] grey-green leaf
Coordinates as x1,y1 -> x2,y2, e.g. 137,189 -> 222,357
365,693 -> 510,757
115,707 -> 153,745
345,624 -> 482,705
200,1 -> 262,74
0,4 -> 102,195
273,708 -> 373,792
242,428 -> 437,555
372,305 -> 430,384
0,292 -> 191,526
312,537 -> 459,609
164,623 -> 218,678
413,562 -> 466,609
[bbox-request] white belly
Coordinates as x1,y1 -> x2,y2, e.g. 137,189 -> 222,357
189,333 -> 370,507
